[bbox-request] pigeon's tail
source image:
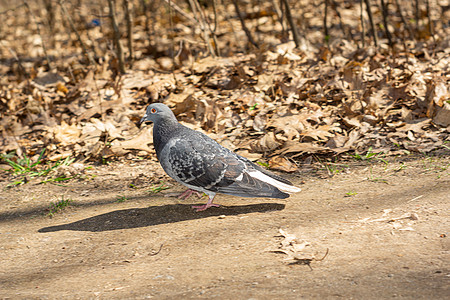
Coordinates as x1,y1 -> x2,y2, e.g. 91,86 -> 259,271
216,169 -> 300,199
247,170 -> 301,194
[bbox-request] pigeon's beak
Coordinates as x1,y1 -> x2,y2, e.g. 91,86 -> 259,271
140,114 -> 149,125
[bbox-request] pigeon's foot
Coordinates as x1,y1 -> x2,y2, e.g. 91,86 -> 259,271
178,189 -> 202,200
192,196 -> 219,211
192,203 -> 220,212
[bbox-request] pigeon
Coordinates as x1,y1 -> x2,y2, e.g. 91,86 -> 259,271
141,103 -> 301,211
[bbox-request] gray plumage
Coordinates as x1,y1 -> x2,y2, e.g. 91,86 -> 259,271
141,103 -> 301,211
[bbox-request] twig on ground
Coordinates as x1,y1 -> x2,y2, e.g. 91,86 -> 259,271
407,195 -> 424,203
287,248 -> 329,271
149,244 -> 164,256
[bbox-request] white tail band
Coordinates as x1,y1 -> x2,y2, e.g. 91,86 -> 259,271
247,170 -> 301,193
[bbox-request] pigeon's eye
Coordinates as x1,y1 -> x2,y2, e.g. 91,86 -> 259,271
151,108 -> 157,114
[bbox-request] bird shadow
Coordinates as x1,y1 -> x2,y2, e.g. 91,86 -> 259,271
38,203 -> 285,233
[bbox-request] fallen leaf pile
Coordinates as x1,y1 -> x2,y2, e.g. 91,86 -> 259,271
0,1 -> 449,168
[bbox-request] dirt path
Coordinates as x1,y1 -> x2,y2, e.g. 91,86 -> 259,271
1,155 -> 449,299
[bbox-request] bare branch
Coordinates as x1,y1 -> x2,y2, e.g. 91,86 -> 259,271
0,3 -> 25,15
43,0 -> 55,35
167,0 -> 178,85
123,0 -> 134,62
211,0 -> 221,56
58,0 -> 95,66
331,0 -> 352,42
394,0 -> 415,41
163,0 -> 197,24
280,0 -> 301,48
231,0 -> 259,49
324,0 -> 329,45
0,40 -> 30,85
107,0 -> 126,74
364,0 -> 378,46
380,0 -> 393,48
189,0 -> 217,57
360,0 -> 365,48
425,0 -> 435,44
272,0 -> 286,37
414,0 -> 420,31
23,1 -> 53,70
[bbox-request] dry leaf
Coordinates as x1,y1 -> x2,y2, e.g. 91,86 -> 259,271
52,121 -> 81,146
269,156 -> 298,173
235,150 -> 262,161
110,127 -> 154,155
274,141 -> 329,156
251,132 -> 281,152
301,124 -> 341,141
427,79 -> 450,127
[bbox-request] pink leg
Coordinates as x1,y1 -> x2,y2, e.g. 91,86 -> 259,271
192,196 -> 220,212
178,189 -> 202,200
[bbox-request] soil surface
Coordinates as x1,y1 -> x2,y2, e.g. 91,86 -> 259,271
1,154 -> 449,299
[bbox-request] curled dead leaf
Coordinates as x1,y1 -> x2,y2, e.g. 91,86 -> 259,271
52,121 -> 81,146
235,150 -> 262,161
250,132 -> 281,153
269,156 -> 298,173
301,124 -> 341,141
110,127 -> 153,155
274,141 -> 329,156
269,114 -> 307,140
165,91 -> 197,115
427,79 -> 450,127
56,82 -> 68,95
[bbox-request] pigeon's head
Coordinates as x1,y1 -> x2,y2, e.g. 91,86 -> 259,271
140,103 -> 177,125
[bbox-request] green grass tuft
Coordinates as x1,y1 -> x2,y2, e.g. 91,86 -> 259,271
256,161 -> 269,168
1,150 -> 76,187
116,195 -> 128,202
47,196 -> 72,218
149,182 -> 170,194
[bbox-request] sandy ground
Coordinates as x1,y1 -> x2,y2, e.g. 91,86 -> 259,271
0,154 -> 449,299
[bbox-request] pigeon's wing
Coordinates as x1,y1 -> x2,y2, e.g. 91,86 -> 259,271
215,154 -> 300,198
162,132 -> 296,199
161,135 -> 230,189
